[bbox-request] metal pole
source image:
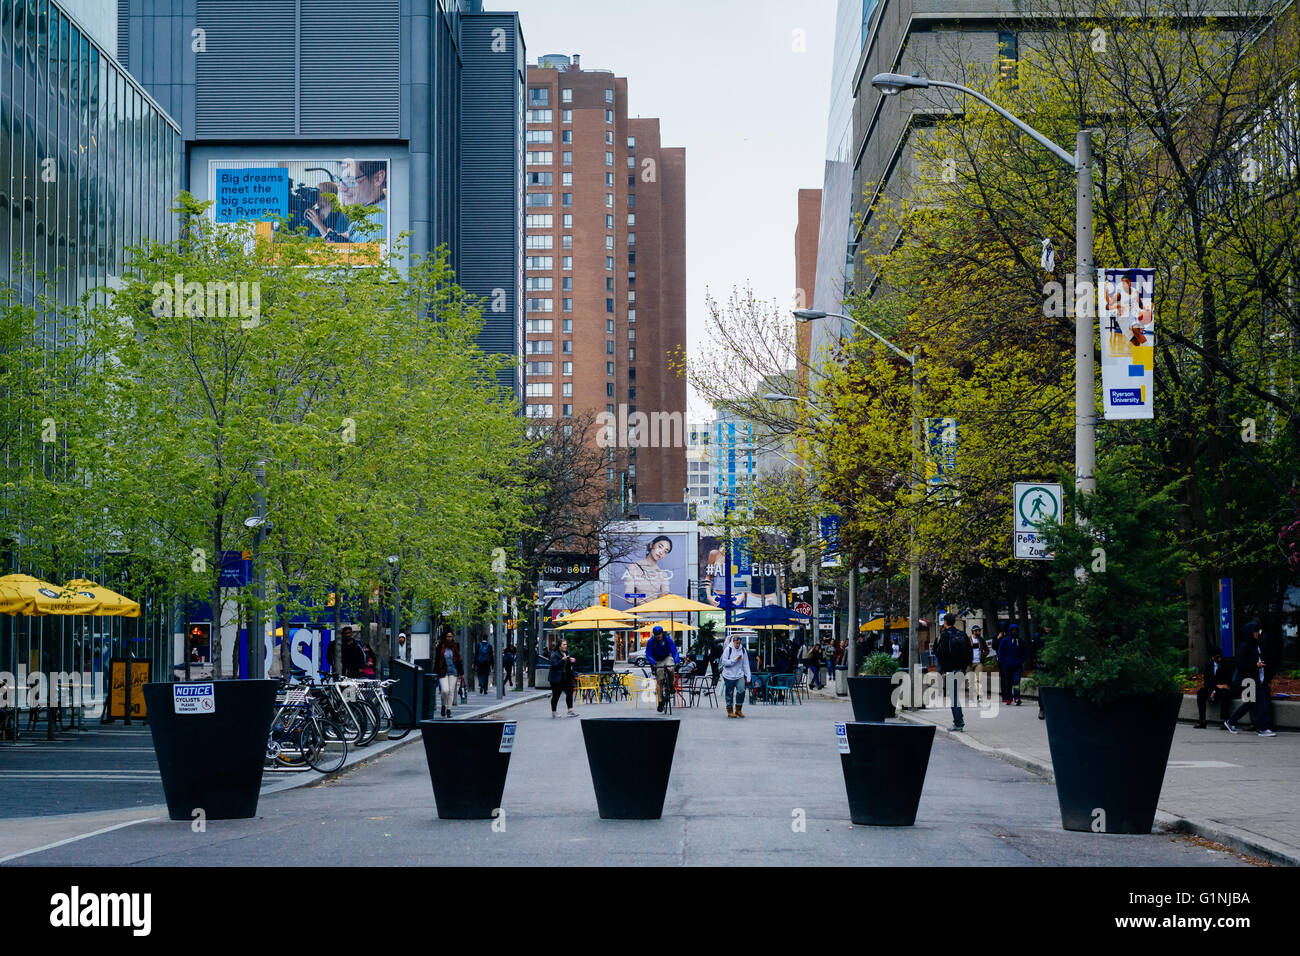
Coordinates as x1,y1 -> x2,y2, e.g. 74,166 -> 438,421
908,355 -> 921,674
723,499 -> 733,628
391,563 -> 400,680
846,565 -> 856,677
810,514 -> 820,659
495,574 -> 504,700
250,464 -> 267,681
1075,129 -> 1096,500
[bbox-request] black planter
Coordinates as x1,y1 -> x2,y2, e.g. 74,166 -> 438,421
847,676 -> 897,722
1040,687 -> 1181,834
839,721 -> 935,826
419,720 -> 515,819
142,680 -> 277,821
581,718 -> 679,819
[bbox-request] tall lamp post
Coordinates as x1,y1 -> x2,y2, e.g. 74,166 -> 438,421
791,310 -> 921,677
869,71 -> 1095,498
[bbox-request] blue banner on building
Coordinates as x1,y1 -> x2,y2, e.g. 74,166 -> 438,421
819,516 -> 841,568
1218,577 -> 1234,657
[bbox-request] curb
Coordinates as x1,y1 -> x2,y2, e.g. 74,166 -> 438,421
897,712 -> 1299,866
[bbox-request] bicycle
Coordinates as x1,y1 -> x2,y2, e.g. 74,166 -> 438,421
267,685 -> 347,773
309,676 -> 378,747
354,678 -> 413,740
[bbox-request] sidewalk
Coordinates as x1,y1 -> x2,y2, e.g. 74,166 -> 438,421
894,696 -> 1300,866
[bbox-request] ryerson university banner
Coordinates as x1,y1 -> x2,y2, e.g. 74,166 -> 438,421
1097,267 -> 1156,420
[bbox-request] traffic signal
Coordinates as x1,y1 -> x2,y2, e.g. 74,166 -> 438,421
598,593 -> 609,607
187,623 -> 211,661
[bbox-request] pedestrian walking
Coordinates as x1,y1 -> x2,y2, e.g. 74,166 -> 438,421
474,637 -> 492,694
548,639 -> 579,718
721,632 -> 751,717
969,625 -> 985,702
1225,623 -> 1277,737
999,625 -> 1027,705
707,636 -> 724,687
340,627 -> 363,678
503,644 -> 517,687
360,643 -> 377,678
1195,647 -> 1235,728
935,613 -> 973,731
806,641 -> 824,689
432,632 -> 463,719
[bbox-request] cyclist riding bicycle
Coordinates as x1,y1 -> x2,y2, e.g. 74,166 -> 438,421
645,625 -> 681,713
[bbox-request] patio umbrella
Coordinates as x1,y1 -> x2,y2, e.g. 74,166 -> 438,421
61,579 -> 141,617
732,605 -> 811,628
0,574 -> 101,615
859,616 -> 910,632
627,594 -> 718,661
0,579 -> 32,614
549,607 -> 636,672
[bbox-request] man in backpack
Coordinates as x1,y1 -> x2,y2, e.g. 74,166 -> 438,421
474,637 -> 493,694
935,612 -> 973,732
645,625 -> 680,713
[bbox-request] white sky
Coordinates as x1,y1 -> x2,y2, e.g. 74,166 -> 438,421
500,0 -> 837,419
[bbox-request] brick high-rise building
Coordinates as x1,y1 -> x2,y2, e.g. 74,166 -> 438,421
794,187 -> 821,398
524,55 -> 686,506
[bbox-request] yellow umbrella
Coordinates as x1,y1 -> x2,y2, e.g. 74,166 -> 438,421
0,574 -> 101,615
860,616 -> 910,632
639,619 -> 696,633
0,579 -> 32,614
626,594 -> 717,616
62,579 -> 141,618
551,620 -> 637,631
555,605 -> 638,624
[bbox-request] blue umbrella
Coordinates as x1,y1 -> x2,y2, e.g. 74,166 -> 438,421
731,605 -> 811,628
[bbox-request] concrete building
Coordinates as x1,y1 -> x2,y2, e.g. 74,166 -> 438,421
794,187 -> 821,398
685,422 -> 716,522
523,55 -> 686,506
117,0 -> 526,390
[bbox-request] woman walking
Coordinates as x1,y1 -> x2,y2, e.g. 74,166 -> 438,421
548,639 -> 579,718
432,631 -> 463,719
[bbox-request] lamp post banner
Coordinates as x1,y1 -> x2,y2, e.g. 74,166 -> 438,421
1097,268 -> 1156,420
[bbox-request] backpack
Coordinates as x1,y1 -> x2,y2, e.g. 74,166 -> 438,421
941,628 -> 972,670
476,643 -> 491,665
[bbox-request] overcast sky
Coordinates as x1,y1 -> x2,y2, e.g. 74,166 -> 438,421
499,0 -> 837,418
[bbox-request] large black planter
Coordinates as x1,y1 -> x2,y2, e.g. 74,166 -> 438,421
142,680 -> 277,821
839,721 -> 935,826
581,718 -> 679,819
847,676 -> 897,722
419,720 -> 515,819
1040,687 -> 1181,834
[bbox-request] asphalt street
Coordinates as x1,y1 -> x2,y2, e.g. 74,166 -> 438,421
4,695 -> 1255,866
0,726 -> 163,819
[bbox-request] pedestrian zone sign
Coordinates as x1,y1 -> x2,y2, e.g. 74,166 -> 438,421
1014,482 -> 1062,560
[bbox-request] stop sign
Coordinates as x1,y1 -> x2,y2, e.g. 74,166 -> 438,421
794,602 -> 813,617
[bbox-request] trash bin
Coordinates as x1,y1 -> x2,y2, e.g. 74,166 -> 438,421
388,658 -> 420,729
835,665 -> 848,696
414,658 -> 439,721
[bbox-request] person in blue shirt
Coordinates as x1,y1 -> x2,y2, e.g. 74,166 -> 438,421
646,625 -> 680,713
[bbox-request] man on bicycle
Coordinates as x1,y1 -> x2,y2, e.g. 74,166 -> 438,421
645,625 -> 680,713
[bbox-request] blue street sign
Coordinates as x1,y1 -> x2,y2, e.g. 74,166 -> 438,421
625,593 -> 646,599
1218,578 -> 1234,657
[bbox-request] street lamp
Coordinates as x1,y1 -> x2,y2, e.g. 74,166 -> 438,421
792,308 -> 921,677
386,555 -> 400,676
869,72 -> 1095,498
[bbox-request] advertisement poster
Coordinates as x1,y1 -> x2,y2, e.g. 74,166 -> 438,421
925,417 -> 958,502
820,515 -> 841,568
699,533 -> 732,609
209,158 -> 390,264
610,532 -> 688,611
1098,268 -> 1155,419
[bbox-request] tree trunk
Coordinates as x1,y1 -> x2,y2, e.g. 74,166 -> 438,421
210,525 -> 224,680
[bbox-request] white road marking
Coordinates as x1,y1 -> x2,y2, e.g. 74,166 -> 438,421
0,815 -> 160,864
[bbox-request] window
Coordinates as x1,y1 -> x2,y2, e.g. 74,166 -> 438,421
529,87 -> 550,106
606,298 -> 615,313
998,32 -> 1019,80
627,136 -> 636,148
628,233 -> 636,245
606,215 -> 614,229
526,404 -> 553,419
628,309 -> 636,323
606,256 -> 614,270
562,172 -> 573,186
627,214 -> 635,226
563,383 -> 573,397
526,340 -> 553,354
627,270 -> 636,282
606,277 -> 614,291
527,129 -> 553,144
526,151 -> 553,165
627,328 -> 636,341
562,362 -> 573,375
606,193 -> 614,208
562,404 -> 573,418
563,256 -> 573,270
563,214 -> 574,228
526,298 -> 553,312
526,214 -> 553,229
628,347 -> 636,361
561,88 -> 573,103
605,109 -> 614,123
628,252 -> 636,265
628,367 -> 636,381
629,386 -> 636,400
563,298 -> 573,312
526,361 -> 552,376
525,277 -> 553,290
562,340 -> 573,354
563,151 -> 573,165
562,318 -> 573,332
606,340 -> 615,355
627,194 -> 635,208
605,88 -> 614,103
628,175 -> 635,188
526,235 -> 554,249
561,129 -> 572,144
605,130 -> 614,145
628,290 -> 636,303
606,382 -> 615,397
562,109 -> 572,122
605,236 -> 614,250
605,319 -> 615,334
561,192 -> 573,207
607,173 -> 615,187
562,277 -> 573,290
526,193 -> 553,207
525,256 -> 553,270
526,382 -> 553,397
607,468 -> 615,481
606,362 -> 615,375
605,151 -> 614,166
627,156 -> 635,169
527,108 -> 552,123
527,171 -> 553,186
562,236 -> 573,249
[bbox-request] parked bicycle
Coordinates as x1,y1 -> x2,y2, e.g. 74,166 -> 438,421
267,684 -> 347,774
354,678 -> 413,740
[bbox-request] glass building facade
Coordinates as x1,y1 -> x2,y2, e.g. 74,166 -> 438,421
1,0 -> 182,716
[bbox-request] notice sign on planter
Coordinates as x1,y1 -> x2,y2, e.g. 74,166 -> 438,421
499,721 -> 517,753
835,722 -> 850,754
174,683 -> 216,715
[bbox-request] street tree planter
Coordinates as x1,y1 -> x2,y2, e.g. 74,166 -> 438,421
581,717 -> 679,819
838,721 -> 935,826
1040,687 -> 1181,834
419,719 -> 515,819
847,676 -> 897,722
143,679 -> 277,821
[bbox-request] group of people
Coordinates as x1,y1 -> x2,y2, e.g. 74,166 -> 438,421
1197,622 -> 1279,737
429,629 -> 519,719
933,614 -> 1045,732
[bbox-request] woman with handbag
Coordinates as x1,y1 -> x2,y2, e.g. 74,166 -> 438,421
432,631 -> 463,719
548,639 -> 579,718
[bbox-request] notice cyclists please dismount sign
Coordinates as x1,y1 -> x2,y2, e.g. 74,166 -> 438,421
173,683 -> 216,714
1013,482 -> 1062,560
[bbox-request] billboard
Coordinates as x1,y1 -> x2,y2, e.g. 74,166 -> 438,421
925,417 -> 958,502
1098,268 -> 1155,419
610,532 -> 689,611
209,158 -> 390,264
